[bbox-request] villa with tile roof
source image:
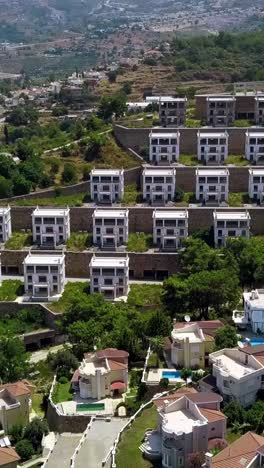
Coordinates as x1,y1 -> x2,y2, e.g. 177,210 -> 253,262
141,387 -> 226,468
71,348 -> 129,400
0,381 -> 34,433
205,431 -> 264,468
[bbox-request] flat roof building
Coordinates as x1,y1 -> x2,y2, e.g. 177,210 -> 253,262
206,96 -> 236,127
248,168 -> 264,203
152,209 -> 188,250
213,211 -> 251,247
32,207 -> 70,247
197,131 -> 229,165
142,167 -> 176,205
0,207 -> 11,243
89,255 -> 129,300
90,169 -> 124,204
149,131 -> 180,165
159,96 -> 187,127
92,209 -> 129,250
196,168 -> 229,205
245,131 -> 264,164
23,253 -> 65,301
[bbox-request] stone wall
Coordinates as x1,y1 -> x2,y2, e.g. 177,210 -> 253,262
47,403 -> 91,433
0,301 -> 62,329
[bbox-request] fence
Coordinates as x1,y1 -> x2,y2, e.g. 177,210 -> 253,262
70,417 -> 96,467
141,346 -> 151,383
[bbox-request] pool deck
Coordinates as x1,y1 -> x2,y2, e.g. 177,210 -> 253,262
147,368 -> 184,385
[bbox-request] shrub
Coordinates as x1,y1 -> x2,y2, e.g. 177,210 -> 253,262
23,418 -> 49,451
58,376 -> 68,384
159,377 -> 169,388
175,186 -> 184,202
61,163 -> 77,184
15,439 -> 34,461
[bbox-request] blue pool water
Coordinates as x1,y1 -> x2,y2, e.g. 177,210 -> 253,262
243,338 -> 264,346
162,370 -> 181,379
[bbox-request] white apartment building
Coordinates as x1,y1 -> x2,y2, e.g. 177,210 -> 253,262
0,206 -> 11,243
206,96 -> 236,126
142,167 -> 176,205
152,210 -> 188,250
210,347 -> 264,406
213,211 -> 251,247
32,207 -> 70,247
233,289 -> 264,333
255,96 -> 264,125
90,169 -> 124,203
248,169 -> 264,203
23,253 -> 65,300
89,256 -> 129,300
159,97 -> 187,127
149,131 -> 180,165
196,169 -> 229,204
92,209 -> 129,249
245,131 -> 264,164
197,131 -> 229,165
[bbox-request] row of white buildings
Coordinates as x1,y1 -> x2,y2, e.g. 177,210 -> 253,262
149,130 -> 264,165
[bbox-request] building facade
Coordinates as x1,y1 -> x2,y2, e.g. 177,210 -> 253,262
89,256 -> 129,300
245,131 -> 264,164
23,253 -> 65,300
197,131 -> 229,165
233,290 -> 264,333
213,211 -> 251,247
92,209 -> 129,249
0,381 -> 33,434
149,131 -> 180,165
196,169 -> 229,204
255,96 -> 264,125
0,207 -> 11,243
142,168 -> 176,205
248,169 -> 264,203
90,169 -> 124,203
206,96 -> 236,126
159,97 -> 187,127
152,210 -> 188,250
32,207 -> 70,247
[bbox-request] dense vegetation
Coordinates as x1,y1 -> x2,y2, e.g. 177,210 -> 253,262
168,30 -> 264,81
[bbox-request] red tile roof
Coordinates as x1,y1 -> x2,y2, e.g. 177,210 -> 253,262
96,348 -> 129,359
173,320 -> 224,337
107,359 -> 127,371
212,432 -> 264,468
0,381 -> 32,397
199,408 -> 226,423
0,447 -> 20,465
110,381 -> 126,391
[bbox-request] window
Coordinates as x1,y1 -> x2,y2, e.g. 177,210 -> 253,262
53,275 -> 58,282
38,276 -> 47,283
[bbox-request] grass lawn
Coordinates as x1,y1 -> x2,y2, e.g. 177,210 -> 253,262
185,119 -> 202,128
226,155 -> 248,166
6,193 -> 88,207
126,233 -> 153,252
116,405 -> 160,468
30,361 -> 55,389
228,192 -> 250,206
49,281 -> 90,313
0,280 -> 24,301
0,307 -> 45,336
179,154 -> 198,166
226,429 -> 242,444
127,284 -> 163,307
31,393 -> 45,417
66,232 -> 93,251
52,379 -> 73,404
122,184 -> 142,206
147,352 -> 165,369
5,231 -> 32,250
233,120 -> 252,128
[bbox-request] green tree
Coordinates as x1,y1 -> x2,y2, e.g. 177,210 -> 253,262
107,70 -> 118,83
23,418 -> 49,451
122,82 -> 132,95
47,349 -> 78,380
62,163 -> 77,184
4,125 -> 9,144
0,337 -> 29,383
214,325 -> 238,350
15,439 -> 34,461
97,94 -> 127,121
224,400 -> 245,425
9,424 -> 23,444
85,133 -> 106,162
0,176 -> 13,198
180,368 -> 192,384
146,310 -> 171,337
15,141 -> 35,161
12,174 -> 31,196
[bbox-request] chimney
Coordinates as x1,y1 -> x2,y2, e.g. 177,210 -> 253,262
205,453 -> 213,468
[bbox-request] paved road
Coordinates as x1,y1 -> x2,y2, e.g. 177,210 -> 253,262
75,418 -> 129,468
45,433 -> 81,468
29,344 -> 70,363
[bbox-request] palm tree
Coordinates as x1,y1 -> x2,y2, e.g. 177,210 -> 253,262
149,336 -> 164,367
180,368 -> 192,386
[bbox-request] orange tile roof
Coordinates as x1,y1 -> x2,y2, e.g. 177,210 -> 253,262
212,432 -> 264,468
153,387 -> 198,407
199,408 -> 226,423
0,447 -> 20,465
0,381 -> 32,397
107,359 -> 127,371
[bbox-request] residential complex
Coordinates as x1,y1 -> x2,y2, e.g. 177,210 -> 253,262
23,253 -> 65,300
90,169 -> 124,203
89,255 -> 129,300
141,388 -> 226,468
197,131 -> 228,165
142,167 -> 176,205
0,381 -> 33,433
92,209 -> 129,249
196,169 -> 229,204
0,207 -> 11,243
171,320 -> 224,369
233,289 -> 264,333
255,96 -> 264,126
209,346 -> 264,406
245,131 -> 264,164
206,96 -> 236,126
152,210 -> 188,250
71,348 -> 129,400
213,211 -> 251,247
159,97 -> 187,127
248,168 -> 264,203
149,131 -> 180,164
32,207 -> 70,247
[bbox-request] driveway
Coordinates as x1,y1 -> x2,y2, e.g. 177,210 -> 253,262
75,418 -> 129,468
45,433 -> 81,468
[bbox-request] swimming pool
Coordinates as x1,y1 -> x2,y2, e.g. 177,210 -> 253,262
162,370 -> 181,379
243,338 -> 264,346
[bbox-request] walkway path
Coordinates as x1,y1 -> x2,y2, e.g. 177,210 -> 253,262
45,433 -> 82,468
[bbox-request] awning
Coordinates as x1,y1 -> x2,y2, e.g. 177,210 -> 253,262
110,381 -> 126,391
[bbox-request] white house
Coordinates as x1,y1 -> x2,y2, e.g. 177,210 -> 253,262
159,96 -> 187,127
255,96 -> 264,125
197,131 -> 229,165
142,167 -> 176,205
89,256 -> 129,300
0,206 -> 11,243
245,131 -> 264,164
90,169 -> 124,203
92,209 -> 129,249
32,207 -> 70,247
209,347 -> 264,406
152,210 -> 188,250
206,96 -> 236,126
23,253 -> 65,300
149,131 -> 180,165
248,168 -> 264,203
213,211 -> 251,247
233,290 -> 264,333
196,169 -> 229,204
